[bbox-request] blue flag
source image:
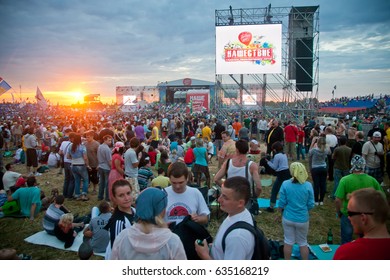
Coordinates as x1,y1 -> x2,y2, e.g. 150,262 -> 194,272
0,77 -> 12,95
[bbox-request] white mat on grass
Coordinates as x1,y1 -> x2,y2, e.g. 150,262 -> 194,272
24,230 -> 105,257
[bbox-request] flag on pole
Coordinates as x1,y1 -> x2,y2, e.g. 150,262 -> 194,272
334,85 -> 337,90
35,87 -> 48,110
0,77 -> 12,96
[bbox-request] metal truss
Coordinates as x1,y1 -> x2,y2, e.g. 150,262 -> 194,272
215,5 -> 320,119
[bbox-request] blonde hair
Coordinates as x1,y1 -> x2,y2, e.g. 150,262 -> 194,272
138,211 -> 167,233
60,213 -> 74,225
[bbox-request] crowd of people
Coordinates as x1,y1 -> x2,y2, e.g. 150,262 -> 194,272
0,101 -> 389,260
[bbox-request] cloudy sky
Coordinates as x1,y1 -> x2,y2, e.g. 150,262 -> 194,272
0,0 -> 389,105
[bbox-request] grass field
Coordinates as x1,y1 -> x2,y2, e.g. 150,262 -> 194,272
1,150 -> 389,260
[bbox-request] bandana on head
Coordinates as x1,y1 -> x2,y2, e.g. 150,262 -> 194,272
135,188 -> 167,224
350,155 -> 366,173
289,162 -> 308,184
112,141 -> 124,153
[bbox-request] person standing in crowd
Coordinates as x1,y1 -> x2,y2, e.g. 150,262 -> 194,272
334,188 -> 390,260
149,122 -> 160,150
104,179 -> 135,260
108,141 -> 125,201
384,121 -> 390,180
24,127 -> 40,176
232,119 -> 242,140
284,121 -> 298,161
110,187 -> 187,260
278,162 -> 315,260
97,135 -> 113,202
264,141 -> 291,212
213,120 -> 225,155
195,176 -> 255,260
335,155 -> 384,244
250,115 -> 258,140
350,131 -> 365,159
325,126 -> 339,181
309,136 -> 330,205
265,120 -> 284,156
214,139 -> 262,201
124,137 -> 141,199
67,133 -> 90,201
331,136 -> 351,199
296,125 -> 306,160
347,123 -> 358,148
217,131 -> 236,168
193,138 -> 210,188
59,130 -> 74,198
362,131 -> 384,183
258,116 -> 268,142
165,162 -> 209,226
85,130 -> 100,195
134,121 -> 145,143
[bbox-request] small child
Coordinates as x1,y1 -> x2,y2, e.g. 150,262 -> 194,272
13,146 -> 24,164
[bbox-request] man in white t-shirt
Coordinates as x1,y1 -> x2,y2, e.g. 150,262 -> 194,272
165,162 -> 210,226
2,163 -> 22,193
195,176 -> 255,260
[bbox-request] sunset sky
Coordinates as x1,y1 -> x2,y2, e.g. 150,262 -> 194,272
0,0 -> 389,106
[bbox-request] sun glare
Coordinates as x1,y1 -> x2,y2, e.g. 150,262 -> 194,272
70,91 -> 84,103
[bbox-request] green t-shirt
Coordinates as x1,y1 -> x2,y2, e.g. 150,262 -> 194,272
335,173 -> 383,215
244,118 -> 251,129
11,186 -> 42,217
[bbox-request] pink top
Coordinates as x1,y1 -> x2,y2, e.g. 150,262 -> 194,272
111,153 -> 124,170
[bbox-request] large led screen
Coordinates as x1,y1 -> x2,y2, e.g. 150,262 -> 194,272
216,24 -> 282,75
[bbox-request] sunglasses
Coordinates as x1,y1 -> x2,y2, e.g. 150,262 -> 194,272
347,211 -> 374,217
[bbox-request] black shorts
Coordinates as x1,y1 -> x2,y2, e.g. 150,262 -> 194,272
26,148 -> 38,167
88,167 -> 99,184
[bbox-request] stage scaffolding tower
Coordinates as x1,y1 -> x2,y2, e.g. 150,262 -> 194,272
215,5 -> 320,120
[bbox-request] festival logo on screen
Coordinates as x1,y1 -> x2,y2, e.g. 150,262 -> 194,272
186,91 -> 209,113
222,31 -> 276,66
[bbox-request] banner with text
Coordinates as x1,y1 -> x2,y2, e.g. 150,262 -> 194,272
216,24 -> 282,75
186,90 -> 209,113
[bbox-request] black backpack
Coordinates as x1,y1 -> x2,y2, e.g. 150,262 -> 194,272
222,217 -> 270,260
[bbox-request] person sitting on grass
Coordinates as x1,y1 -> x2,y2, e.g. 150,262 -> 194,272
54,213 -> 84,248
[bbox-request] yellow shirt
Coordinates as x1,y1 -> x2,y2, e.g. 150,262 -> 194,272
151,126 -> 160,141
202,126 -> 212,141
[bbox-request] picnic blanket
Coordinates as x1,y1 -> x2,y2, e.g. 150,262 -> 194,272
24,230 -> 105,257
257,198 -> 279,208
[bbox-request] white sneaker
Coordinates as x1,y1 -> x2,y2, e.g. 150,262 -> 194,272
34,172 -> 42,176
315,202 -> 319,206
319,202 -> 324,206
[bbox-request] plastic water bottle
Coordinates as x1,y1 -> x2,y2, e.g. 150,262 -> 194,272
326,228 -> 333,244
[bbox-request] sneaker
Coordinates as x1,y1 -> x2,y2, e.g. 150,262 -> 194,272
315,202 -> 319,206
34,172 -> 42,176
265,207 -> 274,213
319,202 -> 324,206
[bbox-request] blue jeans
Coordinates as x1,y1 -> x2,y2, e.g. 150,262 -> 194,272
270,169 -> 291,206
332,168 -> 350,199
296,143 -> 305,160
98,168 -> 110,201
311,167 -> 327,202
340,214 -> 353,244
72,165 -> 89,196
63,162 -> 75,198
